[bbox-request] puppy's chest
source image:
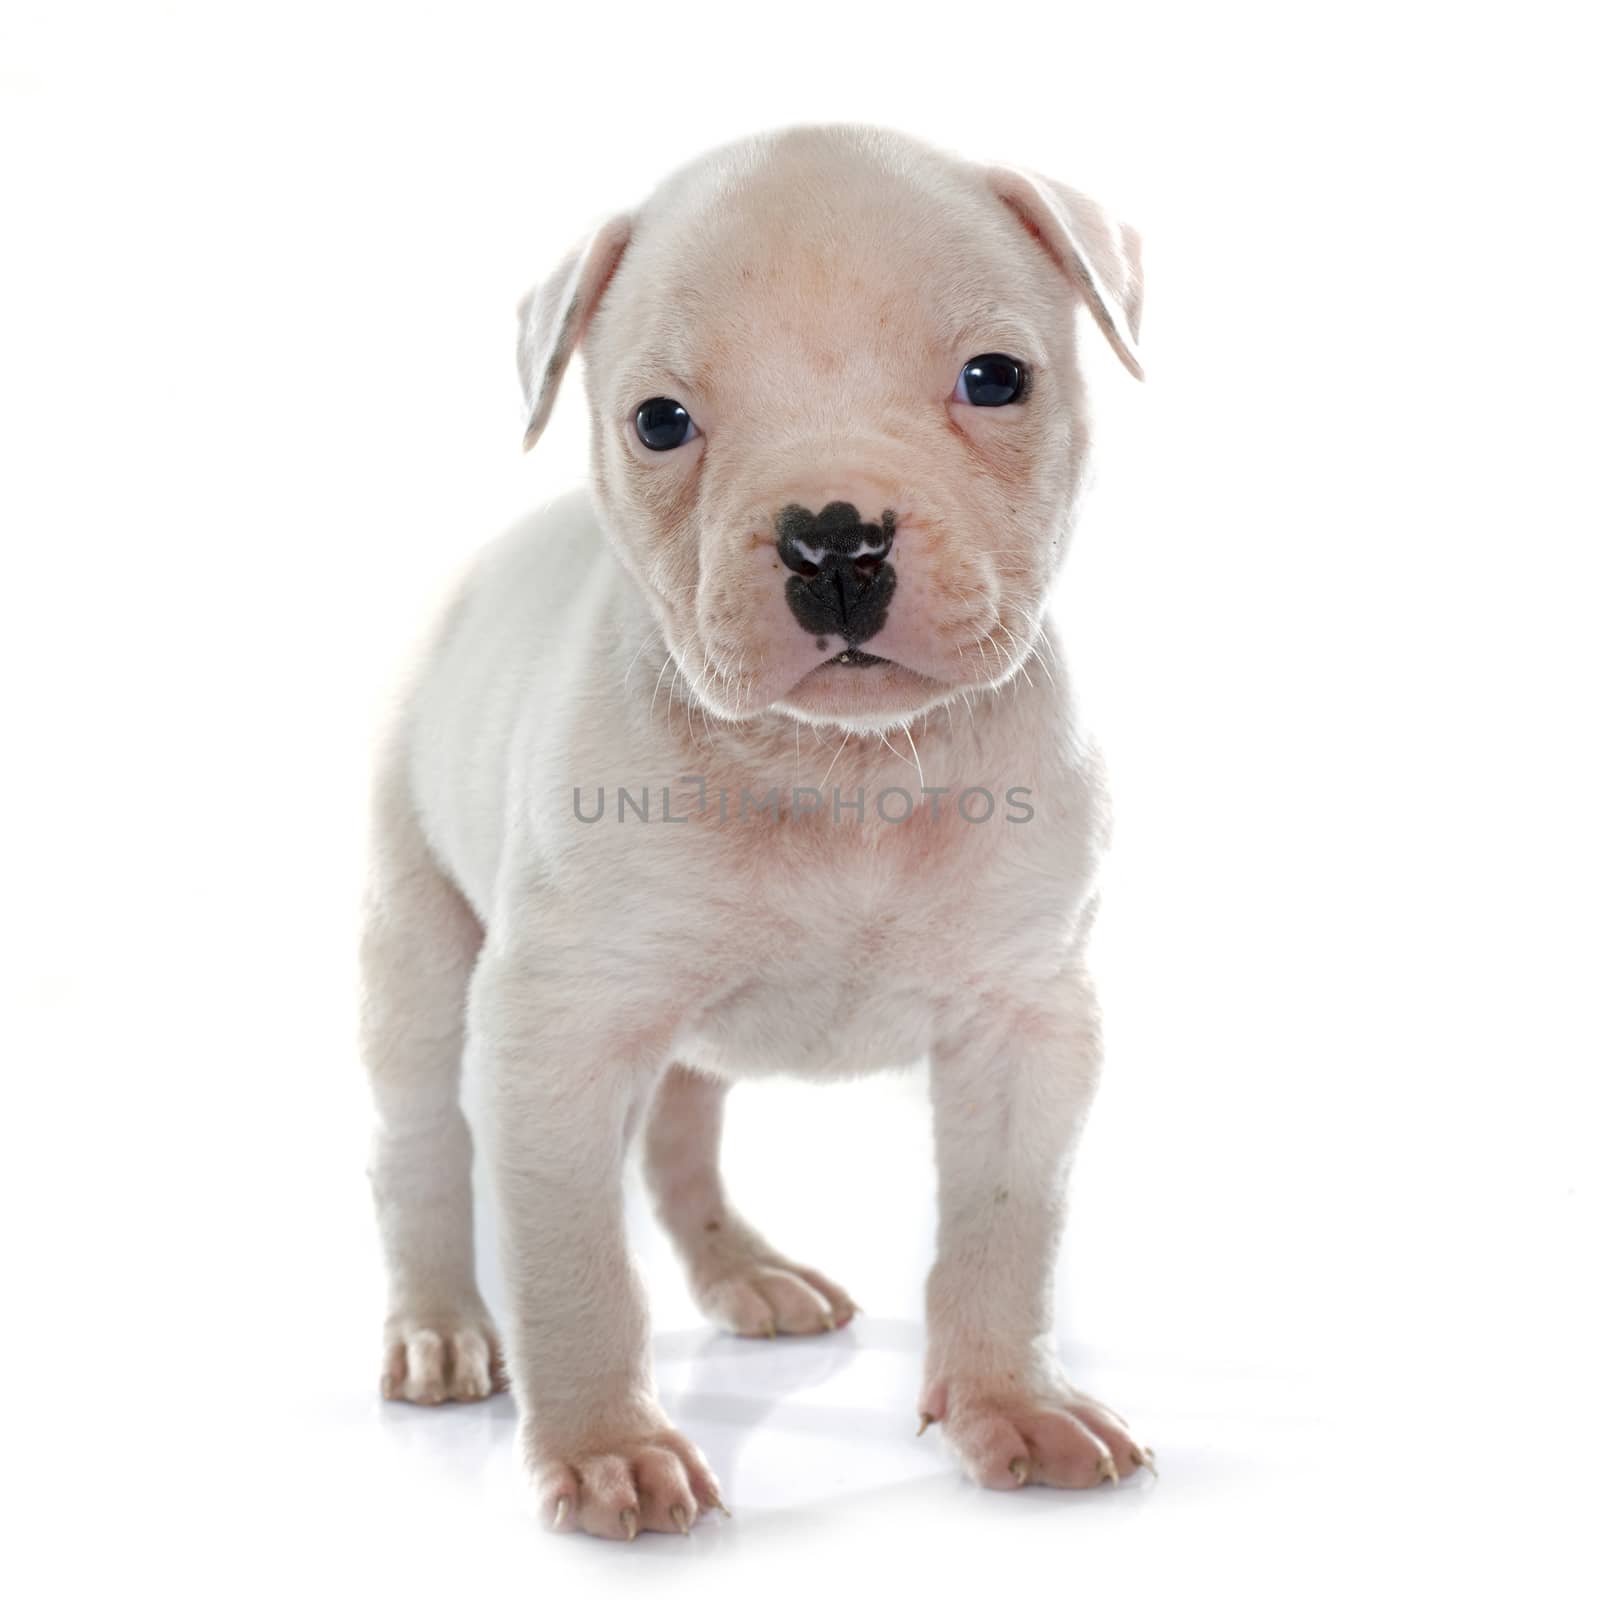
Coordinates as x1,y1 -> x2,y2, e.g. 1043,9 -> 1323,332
677,820 -> 1018,1080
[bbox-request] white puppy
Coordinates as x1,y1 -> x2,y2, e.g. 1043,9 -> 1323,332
361,124 -> 1148,1540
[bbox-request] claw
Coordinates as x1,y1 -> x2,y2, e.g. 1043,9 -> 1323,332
916,1412 -> 935,1437
761,1317 -> 778,1338
551,1496 -> 571,1532
708,1490 -> 733,1518
671,1504 -> 691,1536
1131,1445 -> 1159,1480
620,1507 -> 639,1542
820,1310 -> 836,1331
1097,1454 -> 1120,1486
1010,1456 -> 1030,1487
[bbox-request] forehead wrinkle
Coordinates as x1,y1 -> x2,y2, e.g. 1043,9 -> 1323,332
631,302 -> 983,413
607,208 -> 1040,406
949,317 -> 1042,358
613,358 -> 695,406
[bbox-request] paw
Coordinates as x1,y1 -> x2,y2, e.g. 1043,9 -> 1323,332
380,1308 -> 508,1404
531,1419 -> 727,1540
693,1251 -> 859,1338
920,1376 -> 1153,1491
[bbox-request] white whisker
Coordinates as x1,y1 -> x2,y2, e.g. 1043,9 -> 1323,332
997,623 -> 1036,689
622,630 -> 657,696
903,721 -> 925,789
820,729 -> 852,790
649,650 -> 674,722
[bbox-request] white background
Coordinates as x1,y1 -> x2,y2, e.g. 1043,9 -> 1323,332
3,3 -> 1596,1595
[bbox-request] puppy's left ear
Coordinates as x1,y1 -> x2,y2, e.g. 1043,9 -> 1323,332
986,167 -> 1144,381
515,213 -> 632,451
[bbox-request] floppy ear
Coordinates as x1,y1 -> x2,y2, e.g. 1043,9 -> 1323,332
985,167 -> 1144,381
515,214 -> 632,451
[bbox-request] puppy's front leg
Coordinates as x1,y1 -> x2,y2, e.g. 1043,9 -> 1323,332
471,956 -> 724,1539
921,969 -> 1152,1489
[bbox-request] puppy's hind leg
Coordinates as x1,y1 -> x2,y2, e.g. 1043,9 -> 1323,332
643,1064 -> 858,1337
360,753 -> 504,1404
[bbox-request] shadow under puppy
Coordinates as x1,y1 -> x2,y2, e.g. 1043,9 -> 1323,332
360,123 -> 1150,1540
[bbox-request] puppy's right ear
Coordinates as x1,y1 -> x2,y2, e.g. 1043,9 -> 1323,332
515,214 -> 631,452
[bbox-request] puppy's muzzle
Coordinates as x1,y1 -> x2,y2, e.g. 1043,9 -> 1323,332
776,501 -> 897,646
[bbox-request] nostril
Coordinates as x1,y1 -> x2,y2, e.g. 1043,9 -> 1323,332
793,559 -> 820,579
853,553 -> 884,579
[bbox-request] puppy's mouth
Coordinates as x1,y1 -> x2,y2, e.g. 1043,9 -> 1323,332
773,641 -> 948,727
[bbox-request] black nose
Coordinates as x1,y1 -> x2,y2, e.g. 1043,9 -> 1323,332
775,501 -> 897,645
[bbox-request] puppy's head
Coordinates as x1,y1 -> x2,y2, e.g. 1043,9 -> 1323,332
517,126 -> 1142,732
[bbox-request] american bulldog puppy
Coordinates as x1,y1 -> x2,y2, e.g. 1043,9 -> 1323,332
360,123 -> 1149,1540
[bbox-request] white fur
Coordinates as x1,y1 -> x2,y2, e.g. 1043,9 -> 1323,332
360,124 -> 1150,1540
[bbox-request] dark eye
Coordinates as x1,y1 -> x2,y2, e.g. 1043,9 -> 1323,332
634,396 -> 697,450
955,353 -> 1027,407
